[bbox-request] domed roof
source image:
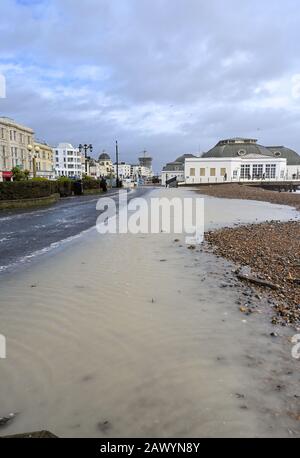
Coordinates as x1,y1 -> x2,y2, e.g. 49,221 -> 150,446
202,139 -> 271,159
175,153 -> 197,163
98,152 -> 111,161
202,139 -> 300,166
266,146 -> 300,166
163,161 -> 184,172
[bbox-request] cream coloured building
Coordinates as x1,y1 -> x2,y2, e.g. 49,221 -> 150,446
0,116 -> 34,181
98,152 -> 114,177
87,159 -> 102,179
33,141 -> 55,180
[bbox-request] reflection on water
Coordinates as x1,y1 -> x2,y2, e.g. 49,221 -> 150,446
0,189 -> 298,437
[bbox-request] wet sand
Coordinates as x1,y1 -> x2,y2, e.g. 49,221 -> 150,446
0,188 -> 299,437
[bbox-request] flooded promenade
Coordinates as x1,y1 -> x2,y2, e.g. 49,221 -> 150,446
0,188 -> 299,437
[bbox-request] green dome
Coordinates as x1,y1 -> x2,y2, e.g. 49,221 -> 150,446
202,139 -> 300,166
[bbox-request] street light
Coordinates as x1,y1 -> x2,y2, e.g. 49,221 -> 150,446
78,144 -> 93,175
115,140 -> 120,188
27,144 -> 40,178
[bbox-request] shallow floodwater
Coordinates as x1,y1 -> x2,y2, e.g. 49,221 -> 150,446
0,188 -> 299,437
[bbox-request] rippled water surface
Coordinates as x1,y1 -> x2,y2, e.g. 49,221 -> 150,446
0,188 -> 299,437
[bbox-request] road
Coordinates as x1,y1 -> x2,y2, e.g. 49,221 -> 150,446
0,187 -> 150,273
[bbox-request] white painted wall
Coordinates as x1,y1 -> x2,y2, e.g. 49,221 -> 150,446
161,170 -> 184,186
185,157 -> 287,184
54,143 -> 83,179
287,165 -> 300,180
114,163 -> 132,178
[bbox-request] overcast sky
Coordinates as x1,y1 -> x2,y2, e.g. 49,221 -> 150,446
1,0 -> 300,171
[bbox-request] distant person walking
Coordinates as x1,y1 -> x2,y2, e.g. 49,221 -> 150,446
100,177 -> 107,193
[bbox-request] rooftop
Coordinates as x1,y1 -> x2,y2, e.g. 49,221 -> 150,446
57,143 -> 76,149
202,140 -> 300,166
0,116 -> 34,133
99,152 -> 111,161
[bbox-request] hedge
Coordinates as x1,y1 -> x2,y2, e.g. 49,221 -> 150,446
82,178 -> 101,190
0,181 -> 58,201
0,178 -> 104,201
56,180 -> 73,197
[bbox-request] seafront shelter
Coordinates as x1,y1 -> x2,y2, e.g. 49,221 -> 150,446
184,137 -> 299,184
185,155 -> 287,184
161,138 -> 300,185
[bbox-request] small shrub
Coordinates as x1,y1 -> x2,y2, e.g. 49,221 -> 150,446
56,176 -> 73,197
82,177 -> 101,190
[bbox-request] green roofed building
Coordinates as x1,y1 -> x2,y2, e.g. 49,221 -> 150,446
162,138 -> 300,185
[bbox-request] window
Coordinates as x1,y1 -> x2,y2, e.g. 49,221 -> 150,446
200,168 -> 205,177
240,164 -> 250,179
190,168 -> 195,177
210,168 -> 216,177
220,168 -> 227,177
266,164 -> 276,179
253,164 -> 263,178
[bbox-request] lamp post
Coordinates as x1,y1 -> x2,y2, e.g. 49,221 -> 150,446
78,144 -> 93,175
27,144 -> 40,178
115,140 -> 120,188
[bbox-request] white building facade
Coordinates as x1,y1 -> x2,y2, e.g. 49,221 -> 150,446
161,169 -> 184,186
131,165 -> 153,179
185,155 -> 287,185
54,143 -> 83,179
161,154 -> 196,186
112,162 -> 153,180
114,162 -> 132,179
161,138 -> 300,186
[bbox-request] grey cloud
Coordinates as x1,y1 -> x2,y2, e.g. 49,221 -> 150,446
1,0 -> 300,171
